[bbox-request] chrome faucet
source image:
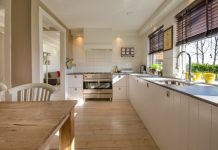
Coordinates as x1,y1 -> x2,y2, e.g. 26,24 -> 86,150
176,51 -> 192,82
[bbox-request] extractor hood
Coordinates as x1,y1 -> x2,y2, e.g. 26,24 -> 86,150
83,28 -> 113,50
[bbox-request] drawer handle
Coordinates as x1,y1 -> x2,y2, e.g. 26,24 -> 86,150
75,88 -> 77,91
74,75 -> 77,78
118,75 -> 121,78
118,88 -> 121,90
166,91 -> 170,97
147,83 -> 149,88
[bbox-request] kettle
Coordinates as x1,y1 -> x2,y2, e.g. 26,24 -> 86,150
140,65 -> 146,74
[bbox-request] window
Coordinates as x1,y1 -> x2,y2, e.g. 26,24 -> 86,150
150,52 -> 164,65
183,35 -> 218,65
148,25 -> 164,54
176,0 -> 218,73
176,0 -> 218,46
148,26 -> 164,65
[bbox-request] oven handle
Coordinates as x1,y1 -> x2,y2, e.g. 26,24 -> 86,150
83,79 -> 112,82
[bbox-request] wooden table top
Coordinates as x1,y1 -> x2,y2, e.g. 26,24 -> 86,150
0,100 -> 77,150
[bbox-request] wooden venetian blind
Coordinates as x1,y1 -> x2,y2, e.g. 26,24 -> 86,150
148,25 -> 164,54
176,0 -> 218,46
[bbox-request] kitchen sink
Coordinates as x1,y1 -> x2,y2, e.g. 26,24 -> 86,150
154,79 -> 192,86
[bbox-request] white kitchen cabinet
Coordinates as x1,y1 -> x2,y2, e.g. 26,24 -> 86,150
67,75 -> 83,88
171,92 -> 181,150
128,75 -> 217,150
68,87 -> 83,101
198,101 -> 212,150
113,86 -> 127,100
212,106 -> 218,150
67,75 -> 83,101
113,75 -> 128,100
188,97 -> 199,150
113,75 -> 127,87
178,94 -> 189,150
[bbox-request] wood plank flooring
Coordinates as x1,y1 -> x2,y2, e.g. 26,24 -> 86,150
50,100 -> 159,150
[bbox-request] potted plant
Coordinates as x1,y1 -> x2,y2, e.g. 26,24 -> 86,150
215,65 -> 218,79
66,58 -> 75,73
150,64 -> 160,75
204,64 -> 216,84
191,63 -> 202,81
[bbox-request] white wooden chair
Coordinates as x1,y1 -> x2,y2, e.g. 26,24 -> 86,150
9,83 -> 56,102
0,82 -> 7,101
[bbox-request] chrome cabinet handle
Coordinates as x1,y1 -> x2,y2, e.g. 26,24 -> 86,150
166,91 -> 170,97
75,88 -> 77,91
118,75 -> 121,78
74,75 -> 77,78
147,83 -> 149,88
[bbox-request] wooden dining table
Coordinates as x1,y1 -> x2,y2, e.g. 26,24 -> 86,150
0,100 -> 77,150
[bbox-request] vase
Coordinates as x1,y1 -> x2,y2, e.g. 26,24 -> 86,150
204,73 -> 216,84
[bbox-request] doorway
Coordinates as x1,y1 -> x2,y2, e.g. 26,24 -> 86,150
39,8 -> 66,100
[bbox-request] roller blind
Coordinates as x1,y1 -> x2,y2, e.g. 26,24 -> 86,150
176,0 -> 218,46
148,25 -> 164,54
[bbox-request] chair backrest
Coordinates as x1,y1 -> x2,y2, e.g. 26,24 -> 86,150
0,82 -> 8,101
9,83 -> 56,102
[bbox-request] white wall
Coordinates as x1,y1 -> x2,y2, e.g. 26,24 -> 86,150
43,31 -> 60,74
142,1 -> 193,77
0,32 -> 4,81
72,31 -> 144,72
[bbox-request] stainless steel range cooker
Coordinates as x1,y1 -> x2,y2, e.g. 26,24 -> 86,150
83,73 -> 112,101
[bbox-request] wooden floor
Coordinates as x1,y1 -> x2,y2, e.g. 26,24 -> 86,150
50,100 -> 159,150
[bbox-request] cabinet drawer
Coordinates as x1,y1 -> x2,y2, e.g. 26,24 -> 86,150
67,75 -> 83,88
113,75 -> 127,87
113,86 -> 127,100
67,87 -> 83,100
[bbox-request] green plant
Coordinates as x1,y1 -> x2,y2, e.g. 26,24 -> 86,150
191,63 -> 200,73
208,64 -> 215,73
200,64 -> 209,73
151,64 -> 160,71
214,65 -> 218,74
66,58 -> 75,69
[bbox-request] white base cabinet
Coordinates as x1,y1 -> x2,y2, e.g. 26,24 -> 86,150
113,75 -> 128,100
67,75 -> 83,101
129,75 -> 216,150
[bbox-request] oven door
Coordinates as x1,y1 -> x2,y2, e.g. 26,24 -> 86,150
83,80 -> 112,90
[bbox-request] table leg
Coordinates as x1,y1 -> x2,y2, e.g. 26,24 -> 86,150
59,109 -> 74,150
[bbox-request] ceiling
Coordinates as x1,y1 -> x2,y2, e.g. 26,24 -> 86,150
41,0 -> 165,32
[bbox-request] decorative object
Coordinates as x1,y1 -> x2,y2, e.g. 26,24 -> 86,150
164,26 -> 173,51
121,47 -> 134,57
66,58 -> 75,73
204,73 -> 216,84
43,52 -> 51,84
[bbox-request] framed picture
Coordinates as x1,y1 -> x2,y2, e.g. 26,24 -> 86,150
164,26 -> 173,51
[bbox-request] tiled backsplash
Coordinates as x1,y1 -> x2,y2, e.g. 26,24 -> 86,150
72,32 -> 145,73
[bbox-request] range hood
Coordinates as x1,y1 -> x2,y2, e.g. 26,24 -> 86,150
83,28 -> 113,50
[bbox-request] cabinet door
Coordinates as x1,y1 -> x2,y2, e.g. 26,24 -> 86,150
212,106 -> 218,150
171,92 -> 181,150
188,97 -> 199,150
67,75 -> 83,88
113,75 -> 127,87
67,87 -> 83,101
178,95 -> 189,150
198,101 -> 212,150
113,86 -> 127,100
